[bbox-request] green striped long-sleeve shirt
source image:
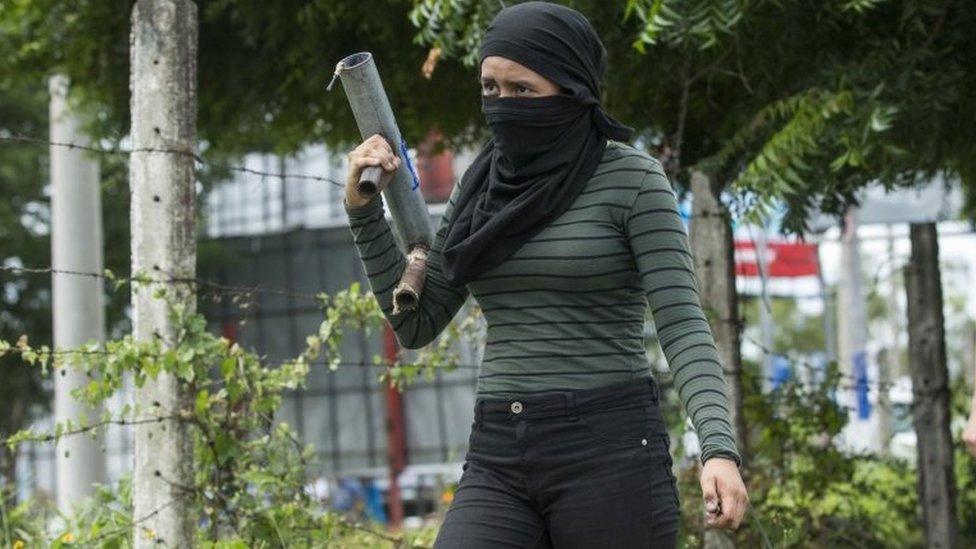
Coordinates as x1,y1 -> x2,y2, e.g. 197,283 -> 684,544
344,140 -> 740,465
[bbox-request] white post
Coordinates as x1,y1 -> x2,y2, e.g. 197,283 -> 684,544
49,74 -> 107,511
130,1 -> 197,546
837,208 -> 875,451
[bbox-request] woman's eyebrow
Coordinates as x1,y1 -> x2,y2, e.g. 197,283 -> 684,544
480,76 -> 536,89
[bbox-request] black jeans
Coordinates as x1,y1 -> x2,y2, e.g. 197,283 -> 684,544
434,376 -> 680,548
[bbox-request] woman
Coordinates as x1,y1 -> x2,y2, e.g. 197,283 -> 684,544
343,2 -> 747,547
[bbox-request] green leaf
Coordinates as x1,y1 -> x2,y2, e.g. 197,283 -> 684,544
195,389 -> 210,415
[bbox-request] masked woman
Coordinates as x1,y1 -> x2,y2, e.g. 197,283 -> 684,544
343,2 -> 746,547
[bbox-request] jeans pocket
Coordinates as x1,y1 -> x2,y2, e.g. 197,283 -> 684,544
656,433 -> 680,508
667,466 -> 680,509
631,433 -> 680,536
577,401 -> 655,448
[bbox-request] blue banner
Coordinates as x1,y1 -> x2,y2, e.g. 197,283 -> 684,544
853,350 -> 871,420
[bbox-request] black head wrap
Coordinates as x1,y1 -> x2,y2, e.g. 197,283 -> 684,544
441,1 -> 633,288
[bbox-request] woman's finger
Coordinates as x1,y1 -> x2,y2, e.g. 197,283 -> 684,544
715,478 -> 733,528
365,133 -> 388,151
964,427 -> 976,457
353,155 -> 382,167
364,143 -> 396,170
366,134 -> 394,157
726,489 -> 745,529
700,474 -> 721,526
350,156 -> 383,175
359,154 -> 400,175
714,507 -> 732,529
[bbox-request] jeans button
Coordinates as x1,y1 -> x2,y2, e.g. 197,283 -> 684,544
510,401 -> 523,414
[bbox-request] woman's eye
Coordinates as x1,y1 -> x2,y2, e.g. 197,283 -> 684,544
482,83 -> 498,96
516,85 -> 531,95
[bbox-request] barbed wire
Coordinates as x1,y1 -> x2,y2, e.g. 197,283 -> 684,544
1,264 -> 327,304
0,131 -> 920,392
0,133 -> 346,188
263,355 -> 481,371
1,344 -> 483,371
2,269 -> 909,388
1,133 -> 728,222
739,332 -> 899,391
3,340 -> 910,386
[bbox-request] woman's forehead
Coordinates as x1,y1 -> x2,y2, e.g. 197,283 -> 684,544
480,56 -> 542,79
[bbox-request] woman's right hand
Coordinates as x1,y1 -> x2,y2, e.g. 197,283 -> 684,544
345,134 -> 401,209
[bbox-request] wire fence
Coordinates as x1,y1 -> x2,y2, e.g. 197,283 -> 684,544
0,133 -> 346,189
1,264 -> 327,304
3,260 -> 903,387
0,132 -> 734,220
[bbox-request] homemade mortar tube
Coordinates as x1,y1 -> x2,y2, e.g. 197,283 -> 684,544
333,51 -> 435,315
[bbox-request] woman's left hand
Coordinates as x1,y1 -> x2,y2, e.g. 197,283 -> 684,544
699,457 -> 748,530
964,405 -> 976,457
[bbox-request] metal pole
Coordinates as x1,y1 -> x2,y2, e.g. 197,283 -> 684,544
334,52 -> 435,314
49,73 -> 107,510
384,326 -> 406,530
130,1 -> 197,545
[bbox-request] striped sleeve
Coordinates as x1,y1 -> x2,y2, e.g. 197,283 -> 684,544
343,181 -> 470,350
624,168 -> 741,466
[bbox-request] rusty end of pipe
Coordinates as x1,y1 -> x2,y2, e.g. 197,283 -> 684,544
392,245 -> 429,315
357,165 -> 383,198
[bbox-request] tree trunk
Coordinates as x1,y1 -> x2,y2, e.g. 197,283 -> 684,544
688,170 -> 747,459
49,73 -> 107,511
130,1 -> 198,546
904,222 -> 957,549
689,170 -> 745,549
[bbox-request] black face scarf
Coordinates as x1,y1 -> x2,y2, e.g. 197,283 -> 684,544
440,1 -> 633,288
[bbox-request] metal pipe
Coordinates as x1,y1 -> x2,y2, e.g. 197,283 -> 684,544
332,51 -> 434,314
